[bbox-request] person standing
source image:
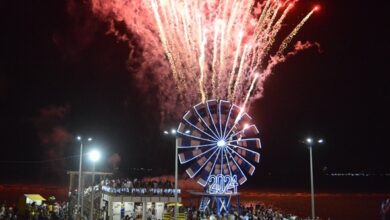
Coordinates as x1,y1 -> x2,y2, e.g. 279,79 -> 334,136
382,198 -> 390,220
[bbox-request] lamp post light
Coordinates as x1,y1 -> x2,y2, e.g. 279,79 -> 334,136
76,136 -> 92,218
305,137 -> 324,220
164,129 -> 179,219
89,149 -> 101,220
174,131 -> 179,220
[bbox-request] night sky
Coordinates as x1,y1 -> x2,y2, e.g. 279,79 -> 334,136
0,0 -> 389,190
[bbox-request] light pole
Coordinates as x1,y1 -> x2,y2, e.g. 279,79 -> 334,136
89,149 -> 101,220
164,129 -> 180,219
305,137 -> 323,220
77,136 -> 92,218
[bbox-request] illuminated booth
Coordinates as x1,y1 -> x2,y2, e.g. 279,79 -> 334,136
17,194 -> 46,215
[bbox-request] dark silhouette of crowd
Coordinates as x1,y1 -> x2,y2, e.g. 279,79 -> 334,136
24,201 -> 67,220
0,200 -> 68,220
0,202 -> 16,220
382,198 -> 390,220
186,203 -> 310,220
238,203 -> 303,220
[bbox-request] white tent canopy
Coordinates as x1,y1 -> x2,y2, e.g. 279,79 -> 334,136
24,194 -> 46,206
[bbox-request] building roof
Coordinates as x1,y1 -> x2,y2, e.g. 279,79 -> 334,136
66,171 -> 113,176
24,194 -> 46,201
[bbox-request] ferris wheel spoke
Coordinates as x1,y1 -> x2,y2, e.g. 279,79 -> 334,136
224,147 -> 248,185
193,105 -> 220,139
225,112 -> 252,138
218,100 -> 230,138
223,104 -> 234,137
220,146 -> 224,176
223,148 -> 233,176
227,143 -> 260,163
209,148 -> 222,176
178,142 -> 217,149
197,148 -> 222,186
218,101 -> 223,137
178,145 -> 218,164
225,147 -> 244,172
226,145 -> 256,176
185,147 -> 221,178
183,118 -> 218,141
227,143 -> 260,156
177,130 -> 216,143
206,100 -> 221,138
227,128 -> 246,140
227,138 -> 261,149
229,125 -> 259,140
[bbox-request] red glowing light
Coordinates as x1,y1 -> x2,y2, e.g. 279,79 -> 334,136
313,5 -> 320,12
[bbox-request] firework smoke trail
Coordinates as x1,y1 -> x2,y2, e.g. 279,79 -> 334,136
251,1 -> 292,74
232,44 -> 250,102
240,7 -> 318,110
277,7 -> 318,56
211,20 -> 221,98
150,0 -> 181,87
243,73 -> 260,110
90,0 -> 318,119
198,29 -> 207,103
227,31 -> 244,100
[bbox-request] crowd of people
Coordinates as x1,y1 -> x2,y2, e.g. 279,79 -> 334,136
77,177 -> 306,220
239,203 -> 300,220
79,177 -> 319,219
186,203 -> 304,220
23,201 -> 68,220
101,178 -> 174,189
0,202 -> 16,220
0,200 -> 68,220
95,178 -> 180,196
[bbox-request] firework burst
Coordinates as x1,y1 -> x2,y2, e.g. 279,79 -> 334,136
91,0 -> 318,118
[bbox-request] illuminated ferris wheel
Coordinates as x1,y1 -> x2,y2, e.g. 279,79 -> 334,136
176,99 -> 261,194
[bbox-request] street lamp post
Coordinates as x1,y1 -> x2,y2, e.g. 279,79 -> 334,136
89,149 -> 101,220
305,138 -> 323,220
164,129 -> 179,219
77,136 -> 92,218
174,134 -> 178,220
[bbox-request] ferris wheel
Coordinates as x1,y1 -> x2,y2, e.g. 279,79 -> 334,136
176,99 -> 261,193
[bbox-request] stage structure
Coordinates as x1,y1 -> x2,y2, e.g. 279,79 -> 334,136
176,100 -> 261,215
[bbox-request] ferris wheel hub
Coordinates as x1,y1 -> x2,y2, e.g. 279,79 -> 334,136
217,139 -> 227,147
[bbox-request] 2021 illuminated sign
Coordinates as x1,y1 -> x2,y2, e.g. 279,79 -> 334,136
207,174 -> 238,194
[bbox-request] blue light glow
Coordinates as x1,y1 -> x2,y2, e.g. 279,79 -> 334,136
207,174 -> 238,194
217,139 -> 226,147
